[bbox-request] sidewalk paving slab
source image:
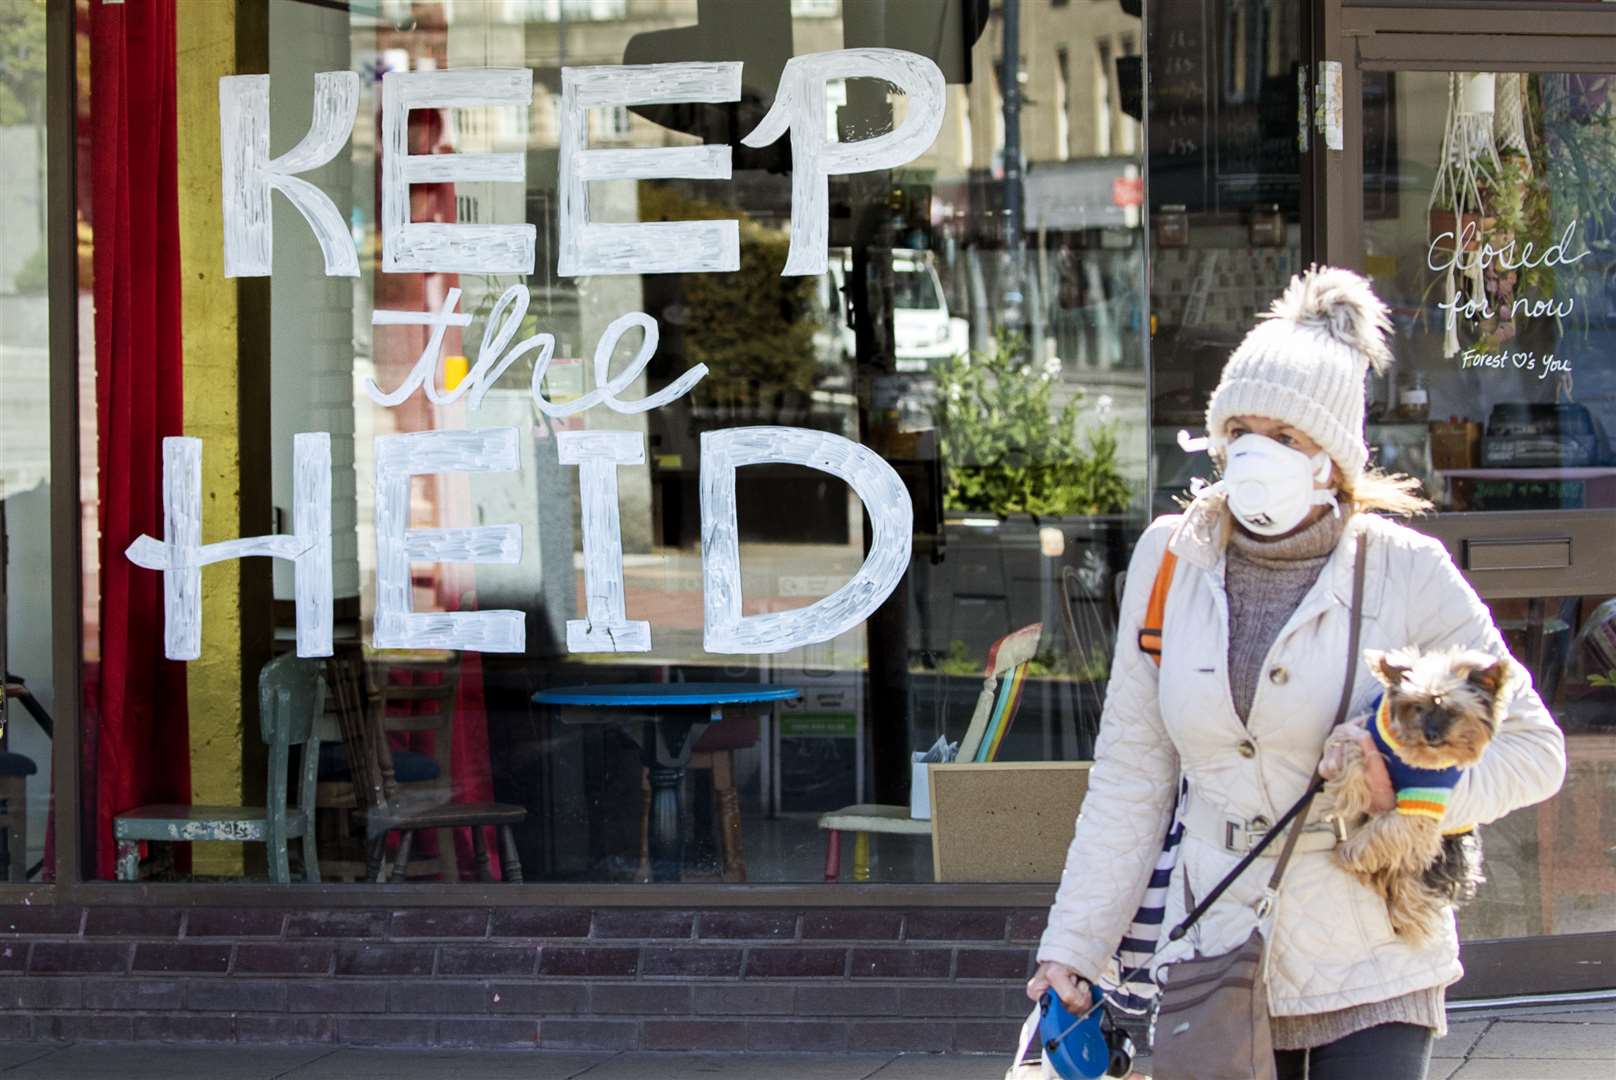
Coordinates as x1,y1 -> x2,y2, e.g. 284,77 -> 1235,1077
0,1044 -> 332,1080
1466,1018 -> 1615,1060
0,1047 -> 56,1072
866,1054 -> 1010,1078
1437,1019 -> 1490,1056
0,1001 -> 1608,1079
564,1052 -> 898,1080
1447,1058 -> 1614,1080
277,1048 -> 609,1079
1428,1057 -> 1464,1080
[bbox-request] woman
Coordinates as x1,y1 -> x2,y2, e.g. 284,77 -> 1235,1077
1027,268 -> 1565,1079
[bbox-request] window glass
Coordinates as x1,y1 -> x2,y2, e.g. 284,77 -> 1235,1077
1363,69 -> 1616,938
1147,0 -> 1307,515
0,0 -> 54,886
89,0 -> 1150,885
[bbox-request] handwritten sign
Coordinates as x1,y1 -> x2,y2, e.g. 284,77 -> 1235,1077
129,52 -> 943,661
1430,219 -> 1589,376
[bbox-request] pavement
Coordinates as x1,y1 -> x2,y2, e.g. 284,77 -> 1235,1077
0,1000 -> 1608,1079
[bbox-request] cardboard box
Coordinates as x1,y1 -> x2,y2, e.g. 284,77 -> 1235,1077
928,761 -> 1092,882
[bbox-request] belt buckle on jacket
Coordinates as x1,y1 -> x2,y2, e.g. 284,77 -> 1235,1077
1223,818 -> 1262,854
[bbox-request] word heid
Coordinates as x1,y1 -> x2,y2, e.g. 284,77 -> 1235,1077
127,424 -> 912,662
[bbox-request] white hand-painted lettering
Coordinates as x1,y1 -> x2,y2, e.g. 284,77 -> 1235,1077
381,68 -> 537,274
532,311 -> 707,417
373,428 -> 526,652
558,63 -> 742,277
127,434 -> 333,659
1427,220 -> 1590,276
367,287 -> 475,406
558,431 -> 651,653
370,294 -> 705,414
701,427 -> 911,653
1458,347 -> 1573,380
741,49 -> 945,276
220,72 -> 359,278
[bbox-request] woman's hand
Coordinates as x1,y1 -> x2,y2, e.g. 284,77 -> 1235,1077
1027,961 -> 1091,1009
1353,732 -> 1396,813
1320,725 -> 1396,815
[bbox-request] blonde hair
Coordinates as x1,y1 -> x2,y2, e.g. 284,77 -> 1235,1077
1338,466 -> 1433,517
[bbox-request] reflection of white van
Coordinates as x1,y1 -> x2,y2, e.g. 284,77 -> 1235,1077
819,248 -> 970,373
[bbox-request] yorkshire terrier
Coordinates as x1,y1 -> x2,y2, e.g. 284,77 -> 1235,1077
1322,646 -> 1514,944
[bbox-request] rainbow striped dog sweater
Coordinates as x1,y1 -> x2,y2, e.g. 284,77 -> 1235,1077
1369,693 -> 1468,830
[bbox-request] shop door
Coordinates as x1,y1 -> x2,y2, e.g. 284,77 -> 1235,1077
1323,3 -> 1616,995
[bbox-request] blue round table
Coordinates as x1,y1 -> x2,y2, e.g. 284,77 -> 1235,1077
532,683 -> 801,882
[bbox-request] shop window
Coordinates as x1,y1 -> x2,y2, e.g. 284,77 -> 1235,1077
72,0 -> 1150,887
1360,69 -> 1616,939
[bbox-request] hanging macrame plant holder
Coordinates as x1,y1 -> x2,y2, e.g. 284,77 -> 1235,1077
1429,73 -> 1501,358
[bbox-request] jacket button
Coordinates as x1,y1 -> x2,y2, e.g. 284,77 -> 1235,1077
1269,666 -> 1289,685
1238,740 -> 1257,758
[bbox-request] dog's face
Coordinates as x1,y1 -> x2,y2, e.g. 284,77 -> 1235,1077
1364,647 -> 1513,769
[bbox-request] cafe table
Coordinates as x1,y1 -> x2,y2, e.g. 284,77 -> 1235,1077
531,683 -> 801,882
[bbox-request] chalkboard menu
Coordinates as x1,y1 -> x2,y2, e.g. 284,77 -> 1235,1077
1148,0 -> 1303,214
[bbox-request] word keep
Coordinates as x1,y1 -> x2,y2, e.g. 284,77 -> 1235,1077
220,50 -> 945,280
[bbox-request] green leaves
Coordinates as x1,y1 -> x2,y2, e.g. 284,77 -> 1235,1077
936,334 -> 1129,518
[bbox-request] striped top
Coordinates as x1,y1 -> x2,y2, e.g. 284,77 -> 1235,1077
1369,694 -> 1463,821
1106,779 -> 1187,1014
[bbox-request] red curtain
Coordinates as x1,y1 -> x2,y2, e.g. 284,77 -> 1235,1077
87,0 -> 188,880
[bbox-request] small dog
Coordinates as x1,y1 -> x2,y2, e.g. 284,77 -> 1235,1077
1323,646 -> 1513,944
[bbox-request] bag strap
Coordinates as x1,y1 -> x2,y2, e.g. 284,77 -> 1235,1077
1138,548 -> 1178,666
1168,529 -> 1369,943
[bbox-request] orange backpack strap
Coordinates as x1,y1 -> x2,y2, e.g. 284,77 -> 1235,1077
1137,548 -> 1178,667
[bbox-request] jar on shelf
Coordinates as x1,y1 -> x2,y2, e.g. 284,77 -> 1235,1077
1397,372 -> 1430,421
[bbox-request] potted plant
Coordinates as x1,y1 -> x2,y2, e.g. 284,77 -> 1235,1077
934,333 -> 1131,520
926,333 -> 1132,725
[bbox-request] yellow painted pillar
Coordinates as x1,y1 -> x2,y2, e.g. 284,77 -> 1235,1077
176,0 -> 245,876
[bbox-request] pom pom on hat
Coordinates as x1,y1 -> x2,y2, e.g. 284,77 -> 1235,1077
1264,266 -> 1393,374
1205,266 -> 1394,478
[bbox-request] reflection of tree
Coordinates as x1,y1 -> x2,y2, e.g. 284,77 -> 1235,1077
0,0 -> 46,125
638,186 -> 818,419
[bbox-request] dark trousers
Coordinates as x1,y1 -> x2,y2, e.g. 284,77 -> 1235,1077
1274,1021 -> 1434,1080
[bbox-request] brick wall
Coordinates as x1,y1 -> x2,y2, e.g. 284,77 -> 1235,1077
0,906 -> 1050,1051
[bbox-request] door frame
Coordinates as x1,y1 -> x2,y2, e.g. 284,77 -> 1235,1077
1317,0 -> 1616,997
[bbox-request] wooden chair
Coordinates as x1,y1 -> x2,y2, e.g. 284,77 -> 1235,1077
113,654 -> 324,883
316,655 -> 460,881
818,624 -> 1043,881
326,653 -> 526,884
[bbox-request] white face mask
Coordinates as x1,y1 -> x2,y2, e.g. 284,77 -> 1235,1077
1217,434 -> 1338,537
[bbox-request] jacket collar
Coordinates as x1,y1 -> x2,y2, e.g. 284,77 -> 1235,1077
1168,494 -> 1385,619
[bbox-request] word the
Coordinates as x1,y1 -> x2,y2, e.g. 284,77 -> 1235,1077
367,284 -> 706,415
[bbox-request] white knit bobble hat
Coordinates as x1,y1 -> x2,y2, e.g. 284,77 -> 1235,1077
1205,266 -> 1393,478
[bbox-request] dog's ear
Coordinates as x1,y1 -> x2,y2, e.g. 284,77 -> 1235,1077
1459,652 -> 1512,696
1364,649 -> 1409,688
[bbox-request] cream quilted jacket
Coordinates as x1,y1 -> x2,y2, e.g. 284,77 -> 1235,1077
1037,501 -> 1566,1017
